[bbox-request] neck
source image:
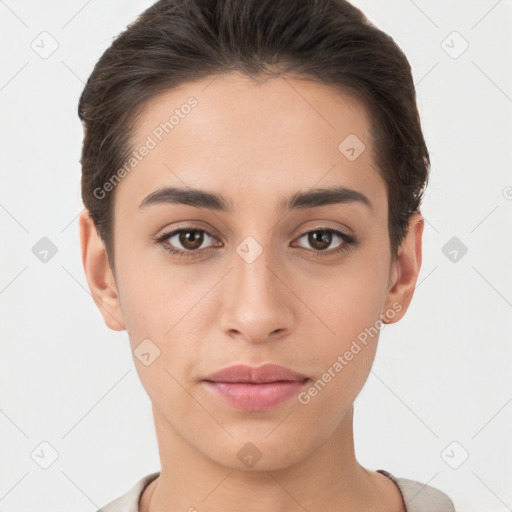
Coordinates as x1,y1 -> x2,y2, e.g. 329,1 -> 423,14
141,405 -> 397,512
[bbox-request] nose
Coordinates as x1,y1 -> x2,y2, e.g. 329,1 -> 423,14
218,239 -> 296,344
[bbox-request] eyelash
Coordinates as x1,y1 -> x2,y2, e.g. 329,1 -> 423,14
154,226 -> 357,259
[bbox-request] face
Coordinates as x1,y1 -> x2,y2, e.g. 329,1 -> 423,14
81,71 -> 422,471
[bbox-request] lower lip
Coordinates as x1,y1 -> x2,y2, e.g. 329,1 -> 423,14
203,380 -> 309,411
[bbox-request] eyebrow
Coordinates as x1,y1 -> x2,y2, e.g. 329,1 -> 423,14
138,185 -> 373,212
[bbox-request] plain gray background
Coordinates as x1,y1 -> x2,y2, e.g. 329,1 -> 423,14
1,1 -> 511,510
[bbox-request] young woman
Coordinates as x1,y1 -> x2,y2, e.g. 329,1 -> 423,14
78,0 -> 456,510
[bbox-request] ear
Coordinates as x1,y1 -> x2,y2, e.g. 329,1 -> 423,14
382,212 -> 424,324
79,209 -> 126,331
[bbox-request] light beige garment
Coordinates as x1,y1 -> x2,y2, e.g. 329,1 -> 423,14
377,469 -> 456,511
98,469 -> 456,511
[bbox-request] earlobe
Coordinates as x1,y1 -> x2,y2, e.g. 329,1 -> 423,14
79,209 -> 126,331
382,212 -> 424,325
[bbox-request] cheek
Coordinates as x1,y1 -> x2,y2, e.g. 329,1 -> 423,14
116,254 -> 205,342
294,285 -> 383,428
299,253 -> 388,391
118,275 -> 202,416
308,256 -> 388,342
115,261 -> 209,399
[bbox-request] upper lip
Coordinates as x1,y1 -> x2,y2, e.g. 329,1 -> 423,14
203,363 -> 309,383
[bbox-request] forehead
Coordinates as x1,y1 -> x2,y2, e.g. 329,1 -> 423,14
115,72 -> 385,213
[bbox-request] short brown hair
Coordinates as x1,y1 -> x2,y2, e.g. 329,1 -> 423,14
78,0 -> 429,271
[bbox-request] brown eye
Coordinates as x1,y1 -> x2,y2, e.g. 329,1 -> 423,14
307,230 -> 333,250
178,230 -> 206,250
156,227 -> 220,257
293,228 -> 356,256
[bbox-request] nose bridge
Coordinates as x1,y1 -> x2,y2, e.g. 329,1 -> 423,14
236,235 -> 277,299
220,233 -> 294,341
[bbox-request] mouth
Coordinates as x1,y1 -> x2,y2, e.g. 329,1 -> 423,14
203,363 -> 309,384
202,363 -> 310,411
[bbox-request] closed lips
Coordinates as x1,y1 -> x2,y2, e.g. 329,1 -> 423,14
203,363 -> 309,384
